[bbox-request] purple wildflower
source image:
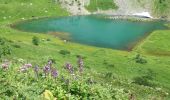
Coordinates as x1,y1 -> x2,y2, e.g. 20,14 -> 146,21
47,60 -> 53,67
78,57 -> 84,73
43,65 -> 51,75
43,60 -> 54,77
51,68 -> 58,78
65,62 -> 73,74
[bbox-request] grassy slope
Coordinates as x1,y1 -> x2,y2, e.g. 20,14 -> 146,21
0,0 -> 68,24
136,30 -> 170,56
0,0 -> 170,99
85,0 -> 118,12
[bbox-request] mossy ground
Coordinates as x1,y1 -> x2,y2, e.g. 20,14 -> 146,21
0,0 -> 170,99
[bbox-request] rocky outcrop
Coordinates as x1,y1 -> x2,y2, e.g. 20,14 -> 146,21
90,0 -> 153,18
115,0 -> 170,19
56,0 -> 153,17
56,0 -> 170,19
114,0 -> 152,15
56,0 -> 90,15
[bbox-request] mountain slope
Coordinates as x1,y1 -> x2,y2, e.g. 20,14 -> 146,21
57,0 -> 170,19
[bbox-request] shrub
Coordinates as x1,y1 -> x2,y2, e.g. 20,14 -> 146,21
103,60 -> 115,68
104,72 -> 115,79
133,76 -> 151,86
0,37 -> 12,58
0,37 -> 6,45
46,38 -> 51,41
133,69 -> 157,87
144,69 -> 156,80
76,55 -> 86,59
7,40 -> 14,43
59,50 -> 70,55
135,54 -> 147,64
12,44 -> 21,48
32,36 -> 40,46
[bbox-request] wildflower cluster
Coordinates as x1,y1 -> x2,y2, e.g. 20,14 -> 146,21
0,57 -> 168,100
17,60 -> 59,79
43,60 -> 58,78
1,60 -> 10,70
0,57 -> 84,82
65,62 -> 74,74
19,63 -> 32,72
1,57 -> 84,80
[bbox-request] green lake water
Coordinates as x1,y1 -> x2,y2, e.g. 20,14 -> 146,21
13,15 -> 168,50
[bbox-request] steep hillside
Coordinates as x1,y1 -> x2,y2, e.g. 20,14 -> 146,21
56,0 -> 90,15
113,0 -> 152,15
57,0 -> 170,19
153,0 -> 170,18
112,0 -> 170,19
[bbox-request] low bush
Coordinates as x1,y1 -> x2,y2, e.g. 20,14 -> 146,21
103,60 -> 115,68
0,37 -> 12,58
133,69 -> 156,87
0,37 -> 6,45
32,36 -> 40,46
59,50 -> 71,55
104,72 -> 115,79
46,38 -> 51,41
12,44 -> 21,48
135,54 -> 147,64
133,76 -> 152,86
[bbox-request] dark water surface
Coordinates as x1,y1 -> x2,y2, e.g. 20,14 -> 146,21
13,15 -> 168,50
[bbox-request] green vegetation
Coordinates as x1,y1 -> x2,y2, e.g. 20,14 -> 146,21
85,0 -> 118,12
0,0 -> 69,24
136,29 -> 170,56
0,58 -> 132,99
153,0 -> 170,17
32,36 -> 40,46
0,0 -> 170,99
59,50 -> 71,55
0,37 -> 11,58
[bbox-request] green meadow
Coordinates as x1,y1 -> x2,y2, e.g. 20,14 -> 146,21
0,0 -> 170,99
